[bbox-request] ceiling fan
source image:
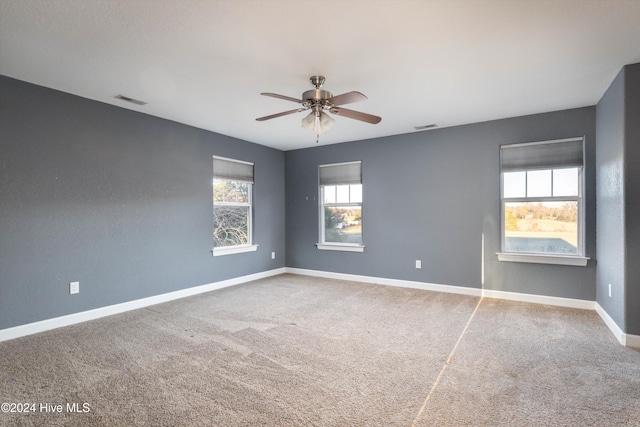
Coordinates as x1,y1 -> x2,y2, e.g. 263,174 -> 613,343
256,76 -> 381,143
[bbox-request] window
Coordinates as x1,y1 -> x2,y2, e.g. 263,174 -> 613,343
499,137 -> 588,266
212,156 -> 257,256
317,161 -> 364,252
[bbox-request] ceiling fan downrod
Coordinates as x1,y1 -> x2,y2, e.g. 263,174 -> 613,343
309,75 -> 325,89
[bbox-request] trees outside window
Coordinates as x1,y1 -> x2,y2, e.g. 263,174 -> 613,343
213,179 -> 251,247
213,156 -> 255,256
500,138 -> 585,260
318,161 -> 364,251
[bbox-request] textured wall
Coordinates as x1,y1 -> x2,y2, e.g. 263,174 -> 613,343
285,108 -> 597,300
1,71 -> 619,332
0,76 -> 286,329
595,62 -> 640,336
624,63 -> 640,335
595,68 -> 626,329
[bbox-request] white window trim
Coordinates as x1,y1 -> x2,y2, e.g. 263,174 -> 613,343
497,252 -> 588,266
213,183 -> 254,250
213,156 -> 255,255
317,161 -> 364,251
316,242 -> 365,252
499,184 -> 588,266
319,160 -> 362,168
498,138 -> 588,266
317,185 -> 364,252
213,155 -> 254,166
212,244 -> 258,257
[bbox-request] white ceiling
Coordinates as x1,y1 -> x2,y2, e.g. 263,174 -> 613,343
2,0 -> 640,151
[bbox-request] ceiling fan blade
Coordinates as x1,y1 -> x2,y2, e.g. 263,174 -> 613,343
326,91 -> 368,106
260,92 -> 303,103
330,107 -> 381,124
256,108 -> 304,121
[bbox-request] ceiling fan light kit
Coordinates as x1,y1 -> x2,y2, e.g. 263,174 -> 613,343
301,110 -> 335,136
256,76 -> 381,143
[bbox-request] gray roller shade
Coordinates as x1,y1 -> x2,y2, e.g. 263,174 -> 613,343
501,138 -> 583,172
213,156 -> 254,183
319,161 -> 362,185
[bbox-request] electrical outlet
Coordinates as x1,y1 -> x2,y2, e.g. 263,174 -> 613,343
609,283 -> 612,298
271,252 -> 276,260
415,260 -> 422,269
70,281 -> 79,295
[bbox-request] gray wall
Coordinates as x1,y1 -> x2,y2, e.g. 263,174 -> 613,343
286,108 -> 597,300
0,76 -> 286,330
8,67 -> 638,333
596,68 -> 626,329
595,62 -> 640,336
624,63 -> 640,335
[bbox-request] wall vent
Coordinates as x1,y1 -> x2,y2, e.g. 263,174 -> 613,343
414,124 -> 437,131
114,94 -> 147,106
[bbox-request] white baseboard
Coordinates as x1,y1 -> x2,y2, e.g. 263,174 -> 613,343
481,288 -> 595,310
4,267 -> 639,349
627,333 -> 640,348
285,267 -> 484,297
286,268 -> 640,347
0,268 -> 286,343
286,268 -> 594,309
595,303 -> 640,348
596,303 -> 625,345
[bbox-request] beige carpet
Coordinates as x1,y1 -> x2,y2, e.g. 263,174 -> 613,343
1,274 -> 639,426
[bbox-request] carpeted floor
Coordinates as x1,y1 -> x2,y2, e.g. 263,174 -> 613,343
1,274 -> 639,426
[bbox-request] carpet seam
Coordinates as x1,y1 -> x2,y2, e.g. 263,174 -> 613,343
411,296 -> 484,426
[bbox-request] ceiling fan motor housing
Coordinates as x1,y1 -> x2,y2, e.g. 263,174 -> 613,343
302,89 -> 333,103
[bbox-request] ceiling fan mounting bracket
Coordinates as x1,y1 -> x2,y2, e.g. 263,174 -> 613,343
309,75 -> 325,88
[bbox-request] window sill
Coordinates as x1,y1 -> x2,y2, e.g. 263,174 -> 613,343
497,252 -> 589,266
316,243 -> 365,253
212,245 -> 258,257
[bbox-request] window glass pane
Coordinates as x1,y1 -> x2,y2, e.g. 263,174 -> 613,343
503,172 -> 526,198
527,170 -> 551,197
214,179 -> 249,203
553,168 -> 579,197
213,205 -> 249,246
504,201 -> 578,255
323,186 -> 336,204
350,184 -> 362,203
213,179 -> 224,202
234,182 -> 250,203
323,206 -> 362,244
336,185 -> 350,203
